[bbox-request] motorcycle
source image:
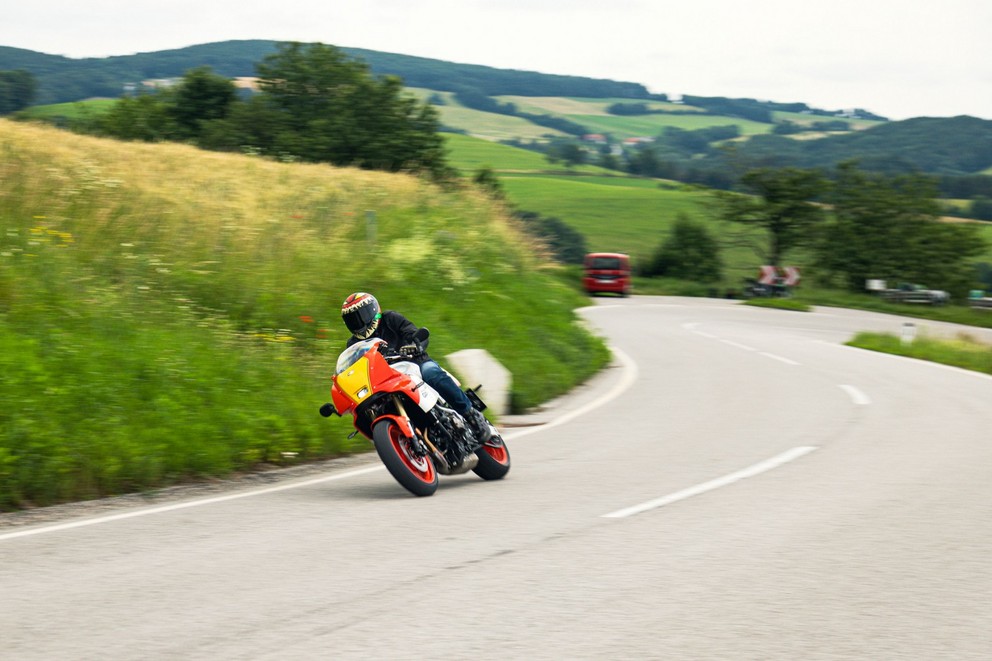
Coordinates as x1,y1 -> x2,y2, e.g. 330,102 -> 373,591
319,328 -> 511,496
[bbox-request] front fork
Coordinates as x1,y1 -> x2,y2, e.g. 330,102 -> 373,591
391,395 -> 451,473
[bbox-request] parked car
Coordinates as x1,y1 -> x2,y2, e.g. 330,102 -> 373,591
880,283 -> 950,305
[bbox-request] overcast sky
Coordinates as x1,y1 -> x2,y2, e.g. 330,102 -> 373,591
3,0 -> 989,120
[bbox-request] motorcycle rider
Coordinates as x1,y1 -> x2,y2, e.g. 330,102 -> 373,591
340,292 -> 491,442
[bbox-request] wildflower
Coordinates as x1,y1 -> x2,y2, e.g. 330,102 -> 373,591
299,315 -> 314,323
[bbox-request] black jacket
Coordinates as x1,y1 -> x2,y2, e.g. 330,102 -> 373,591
346,310 -> 430,363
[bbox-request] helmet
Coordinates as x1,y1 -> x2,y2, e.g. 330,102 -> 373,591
342,292 -> 381,339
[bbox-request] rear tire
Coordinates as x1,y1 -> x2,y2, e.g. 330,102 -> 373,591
473,433 -> 511,481
372,419 -> 438,497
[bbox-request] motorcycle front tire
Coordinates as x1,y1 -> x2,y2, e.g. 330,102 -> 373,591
372,419 -> 439,497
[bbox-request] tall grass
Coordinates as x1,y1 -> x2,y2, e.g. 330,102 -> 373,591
0,120 -> 608,509
847,331 -> 992,376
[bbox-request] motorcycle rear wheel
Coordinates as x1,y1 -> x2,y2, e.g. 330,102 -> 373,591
473,434 -> 511,481
372,419 -> 438,497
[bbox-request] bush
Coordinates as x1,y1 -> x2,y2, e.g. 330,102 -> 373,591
642,214 -> 722,282
513,210 -> 588,264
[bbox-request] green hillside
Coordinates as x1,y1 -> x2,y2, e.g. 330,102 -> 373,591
0,119 -> 609,509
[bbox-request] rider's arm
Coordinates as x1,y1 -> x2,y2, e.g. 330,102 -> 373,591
382,310 -> 420,345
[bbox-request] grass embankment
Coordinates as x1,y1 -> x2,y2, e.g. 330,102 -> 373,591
0,120 -> 609,509
847,332 -> 992,377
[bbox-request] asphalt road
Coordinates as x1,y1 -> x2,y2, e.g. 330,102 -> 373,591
2,297 -> 991,660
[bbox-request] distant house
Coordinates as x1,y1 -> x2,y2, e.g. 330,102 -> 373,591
233,77 -> 260,91
582,134 -> 607,144
142,78 -> 180,90
622,137 -> 655,147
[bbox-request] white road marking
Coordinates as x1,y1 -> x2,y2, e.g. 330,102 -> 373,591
0,466 -> 385,542
720,339 -> 756,351
839,384 -> 871,405
601,446 -> 818,519
760,352 -> 800,366
682,323 -> 718,339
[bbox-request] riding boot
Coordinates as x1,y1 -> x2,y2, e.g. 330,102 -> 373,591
465,408 -> 492,443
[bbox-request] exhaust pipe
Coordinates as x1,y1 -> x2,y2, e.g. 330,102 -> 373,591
437,452 -> 479,475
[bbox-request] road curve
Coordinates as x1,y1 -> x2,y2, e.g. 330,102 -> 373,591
2,297 -> 991,660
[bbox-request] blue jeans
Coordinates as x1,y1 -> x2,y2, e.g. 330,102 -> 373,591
420,360 -> 472,414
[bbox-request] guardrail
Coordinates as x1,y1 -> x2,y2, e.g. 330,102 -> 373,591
969,297 -> 992,310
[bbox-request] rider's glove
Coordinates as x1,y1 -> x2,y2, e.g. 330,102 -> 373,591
399,344 -> 419,357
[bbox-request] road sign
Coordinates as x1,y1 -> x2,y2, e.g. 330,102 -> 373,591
758,265 -> 778,285
783,266 -> 801,286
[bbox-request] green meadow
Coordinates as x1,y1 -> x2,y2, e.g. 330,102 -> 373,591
14,98 -> 118,121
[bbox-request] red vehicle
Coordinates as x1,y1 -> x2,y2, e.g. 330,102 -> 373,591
583,252 -> 631,297
319,328 -> 510,496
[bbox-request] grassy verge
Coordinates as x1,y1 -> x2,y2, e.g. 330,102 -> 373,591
0,119 -> 609,509
846,331 -> 992,376
792,288 -> 992,329
743,298 -> 812,312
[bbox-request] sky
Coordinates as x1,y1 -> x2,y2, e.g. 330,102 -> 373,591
3,0 -> 990,120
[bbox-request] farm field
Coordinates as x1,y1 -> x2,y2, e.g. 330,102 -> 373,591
442,133 -> 992,286
771,110 -> 883,131
412,88 -> 783,141
495,96 -> 702,116
405,89 -> 568,142
442,133 -> 611,175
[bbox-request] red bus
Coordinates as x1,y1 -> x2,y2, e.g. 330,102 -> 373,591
583,252 -> 631,297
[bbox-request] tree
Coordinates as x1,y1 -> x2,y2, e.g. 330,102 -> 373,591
643,214 -> 723,281
250,42 -> 449,177
713,167 -> 826,266
969,197 -> 992,222
98,93 -> 177,141
545,142 -> 586,169
814,163 -> 986,297
473,166 -> 505,199
0,70 -> 37,115
169,67 -> 238,140
513,211 -> 587,264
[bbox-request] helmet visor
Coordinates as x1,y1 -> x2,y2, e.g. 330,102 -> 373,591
343,301 -> 379,335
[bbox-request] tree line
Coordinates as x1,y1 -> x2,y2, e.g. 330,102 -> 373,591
0,69 -> 36,114
0,40 -> 656,106
641,164 -> 987,299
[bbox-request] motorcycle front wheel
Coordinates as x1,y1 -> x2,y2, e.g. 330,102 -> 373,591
473,434 -> 511,481
372,419 -> 438,497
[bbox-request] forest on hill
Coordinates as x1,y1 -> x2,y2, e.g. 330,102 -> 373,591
0,40 -> 653,106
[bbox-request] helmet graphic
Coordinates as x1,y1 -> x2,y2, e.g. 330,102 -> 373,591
341,292 -> 381,339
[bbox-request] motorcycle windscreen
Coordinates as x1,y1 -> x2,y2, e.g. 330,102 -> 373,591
335,339 -> 385,374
